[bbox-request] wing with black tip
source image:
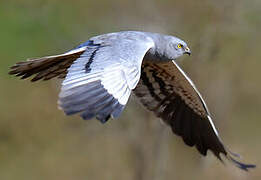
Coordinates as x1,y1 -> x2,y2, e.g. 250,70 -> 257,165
58,35 -> 155,122
134,60 -> 255,171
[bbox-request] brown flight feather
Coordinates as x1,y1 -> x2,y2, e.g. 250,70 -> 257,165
9,49 -> 85,82
134,61 -> 255,170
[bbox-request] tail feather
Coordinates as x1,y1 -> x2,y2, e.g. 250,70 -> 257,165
9,47 -> 86,82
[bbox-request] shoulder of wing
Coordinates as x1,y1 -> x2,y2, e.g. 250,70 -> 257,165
90,32 -> 155,48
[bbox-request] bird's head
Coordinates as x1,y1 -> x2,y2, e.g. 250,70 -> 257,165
166,36 -> 191,59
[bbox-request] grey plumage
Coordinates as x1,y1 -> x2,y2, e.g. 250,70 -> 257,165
9,31 -> 255,170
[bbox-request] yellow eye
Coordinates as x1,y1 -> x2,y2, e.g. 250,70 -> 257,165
177,44 -> 182,48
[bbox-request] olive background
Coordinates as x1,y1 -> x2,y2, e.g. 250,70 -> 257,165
1,0 -> 261,179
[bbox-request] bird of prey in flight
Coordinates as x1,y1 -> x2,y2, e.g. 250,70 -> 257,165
9,31 -> 255,171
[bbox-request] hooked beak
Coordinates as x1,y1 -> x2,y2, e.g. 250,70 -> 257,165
184,47 -> 191,56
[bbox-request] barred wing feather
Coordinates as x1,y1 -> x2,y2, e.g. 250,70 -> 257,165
134,60 -> 255,170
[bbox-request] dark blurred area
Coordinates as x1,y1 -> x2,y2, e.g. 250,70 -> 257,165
1,0 -> 261,179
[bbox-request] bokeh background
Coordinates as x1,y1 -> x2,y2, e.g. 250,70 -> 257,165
1,0 -> 261,179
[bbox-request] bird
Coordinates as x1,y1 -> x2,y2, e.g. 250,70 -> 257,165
9,31 -> 255,171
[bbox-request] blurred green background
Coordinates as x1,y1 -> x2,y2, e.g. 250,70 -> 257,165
1,0 -> 261,179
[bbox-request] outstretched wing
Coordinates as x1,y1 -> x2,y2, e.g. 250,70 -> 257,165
58,35 -> 155,123
134,60 -> 255,170
9,47 -> 87,81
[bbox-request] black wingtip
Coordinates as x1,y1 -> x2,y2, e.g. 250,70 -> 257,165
97,114 -> 111,124
229,156 -> 256,171
227,154 -> 256,171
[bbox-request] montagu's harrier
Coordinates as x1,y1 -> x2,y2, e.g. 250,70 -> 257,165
9,31 -> 255,170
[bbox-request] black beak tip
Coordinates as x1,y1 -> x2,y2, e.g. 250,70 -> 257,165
185,51 -> 191,56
